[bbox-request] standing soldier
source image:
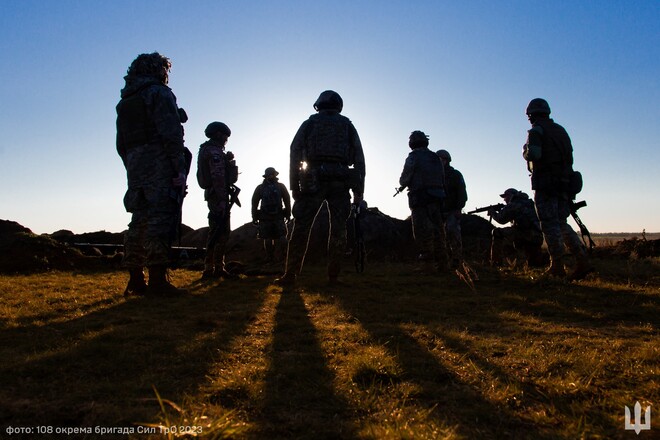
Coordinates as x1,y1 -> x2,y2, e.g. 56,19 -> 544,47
398,131 -> 447,273
522,98 -> 591,280
251,167 -> 292,263
116,52 -> 190,297
197,121 -> 240,280
436,149 -> 467,268
489,188 -> 544,267
276,90 -> 366,286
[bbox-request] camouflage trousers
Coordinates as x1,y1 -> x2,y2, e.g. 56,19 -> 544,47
258,218 -> 288,262
443,209 -> 463,262
490,226 -> 544,266
205,202 -> 231,272
285,181 -> 350,276
534,190 -> 585,262
122,186 -> 178,269
411,200 -> 447,267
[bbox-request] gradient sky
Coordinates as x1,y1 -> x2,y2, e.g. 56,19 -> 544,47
1,0 -> 658,235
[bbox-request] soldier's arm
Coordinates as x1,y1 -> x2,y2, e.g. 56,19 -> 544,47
148,85 -> 187,176
523,125 -> 544,162
251,185 -> 262,220
289,121 -> 308,194
455,170 -> 468,209
399,155 -> 414,189
349,123 -> 366,195
280,182 -> 292,218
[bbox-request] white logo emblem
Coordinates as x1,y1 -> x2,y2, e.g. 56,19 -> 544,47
625,402 -> 651,435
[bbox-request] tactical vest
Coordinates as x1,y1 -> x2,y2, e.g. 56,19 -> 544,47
305,113 -> 350,164
116,85 -> 158,149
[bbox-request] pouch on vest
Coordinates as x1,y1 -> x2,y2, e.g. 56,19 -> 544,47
569,170 -> 583,198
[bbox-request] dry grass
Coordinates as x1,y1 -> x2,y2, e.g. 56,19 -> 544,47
0,254 -> 658,439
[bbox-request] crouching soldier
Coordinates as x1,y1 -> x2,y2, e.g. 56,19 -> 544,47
490,188 -> 544,268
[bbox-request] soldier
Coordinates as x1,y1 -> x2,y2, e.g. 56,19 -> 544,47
398,131 -> 447,273
275,90 -> 366,286
522,98 -> 591,280
436,149 -> 467,268
251,167 -> 292,263
196,121 -> 240,280
489,188 -> 544,267
116,52 -> 190,297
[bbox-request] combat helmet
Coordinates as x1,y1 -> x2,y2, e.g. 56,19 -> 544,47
499,188 -> 518,199
204,121 -> 231,138
409,130 -> 429,149
526,98 -> 551,116
436,149 -> 451,162
313,90 -> 343,112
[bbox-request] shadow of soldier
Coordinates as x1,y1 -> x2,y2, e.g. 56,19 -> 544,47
0,274 -> 267,428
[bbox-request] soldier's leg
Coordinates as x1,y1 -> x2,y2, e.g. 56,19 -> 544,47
122,200 -> 148,296
326,186 -> 351,281
144,187 -> 187,295
445,211 -> 463,264
411,204 -> 436,273
535,191 -> 566,276
203,213 -> 220,277
429,202 -> 448,271
283,194 -> 323,276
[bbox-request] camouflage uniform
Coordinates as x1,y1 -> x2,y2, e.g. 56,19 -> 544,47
116,71 -> 188,270
251,172 -> 291,262
279,90 -> 365,283
400,133 -> 447,271
490,190 -> 544,266
441,160 -> 467,265
523,98 -> 589,278
197,138 -> 234,276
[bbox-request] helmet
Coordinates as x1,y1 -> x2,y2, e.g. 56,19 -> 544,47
313,90 -> 343,112
409,130 -> 429,149
526,98 -> 551,116
436,149 -> 451,162
263,167 -> 279,178
499,188 -> 518,198
204,121 -> 231,138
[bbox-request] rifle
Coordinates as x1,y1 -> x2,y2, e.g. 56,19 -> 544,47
228,185 -> 241,208
393,186 -> 404,197
570,200 -> 595,250
351,201 -> 367,273
467,203 -> 504,223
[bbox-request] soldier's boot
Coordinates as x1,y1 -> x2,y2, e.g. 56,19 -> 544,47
147,265 -> 188,297
123,268 -> 147,297
274,272 -> 296,286
568,256 -> 593,281
543,259 -> 566,278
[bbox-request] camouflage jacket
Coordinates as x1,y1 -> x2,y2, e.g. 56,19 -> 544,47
442,165 -> 467,211
399,147 -> 445,193
523,117 -> 574,192
289,110 -> 366,195
492,192 -> 541,231
116,75 -> 187,188
197,140 -> 230,207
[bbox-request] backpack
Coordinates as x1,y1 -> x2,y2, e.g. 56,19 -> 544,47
196,147 -> 238,189
260,183 -> 283,215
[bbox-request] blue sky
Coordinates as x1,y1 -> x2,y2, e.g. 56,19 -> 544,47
1,0 -> 658,234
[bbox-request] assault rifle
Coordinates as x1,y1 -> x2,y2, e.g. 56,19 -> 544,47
570,200 -> 595,251
467,203 -> 504,223
393,186 -> 405,197
351,200 -> 367,273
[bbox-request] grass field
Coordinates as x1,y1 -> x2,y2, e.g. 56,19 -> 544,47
0,255 -> 658,439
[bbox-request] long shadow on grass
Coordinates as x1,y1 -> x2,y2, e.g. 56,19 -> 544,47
333,276 -> 558,439
0,275 -> 267,429
255,288 -> 358,440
